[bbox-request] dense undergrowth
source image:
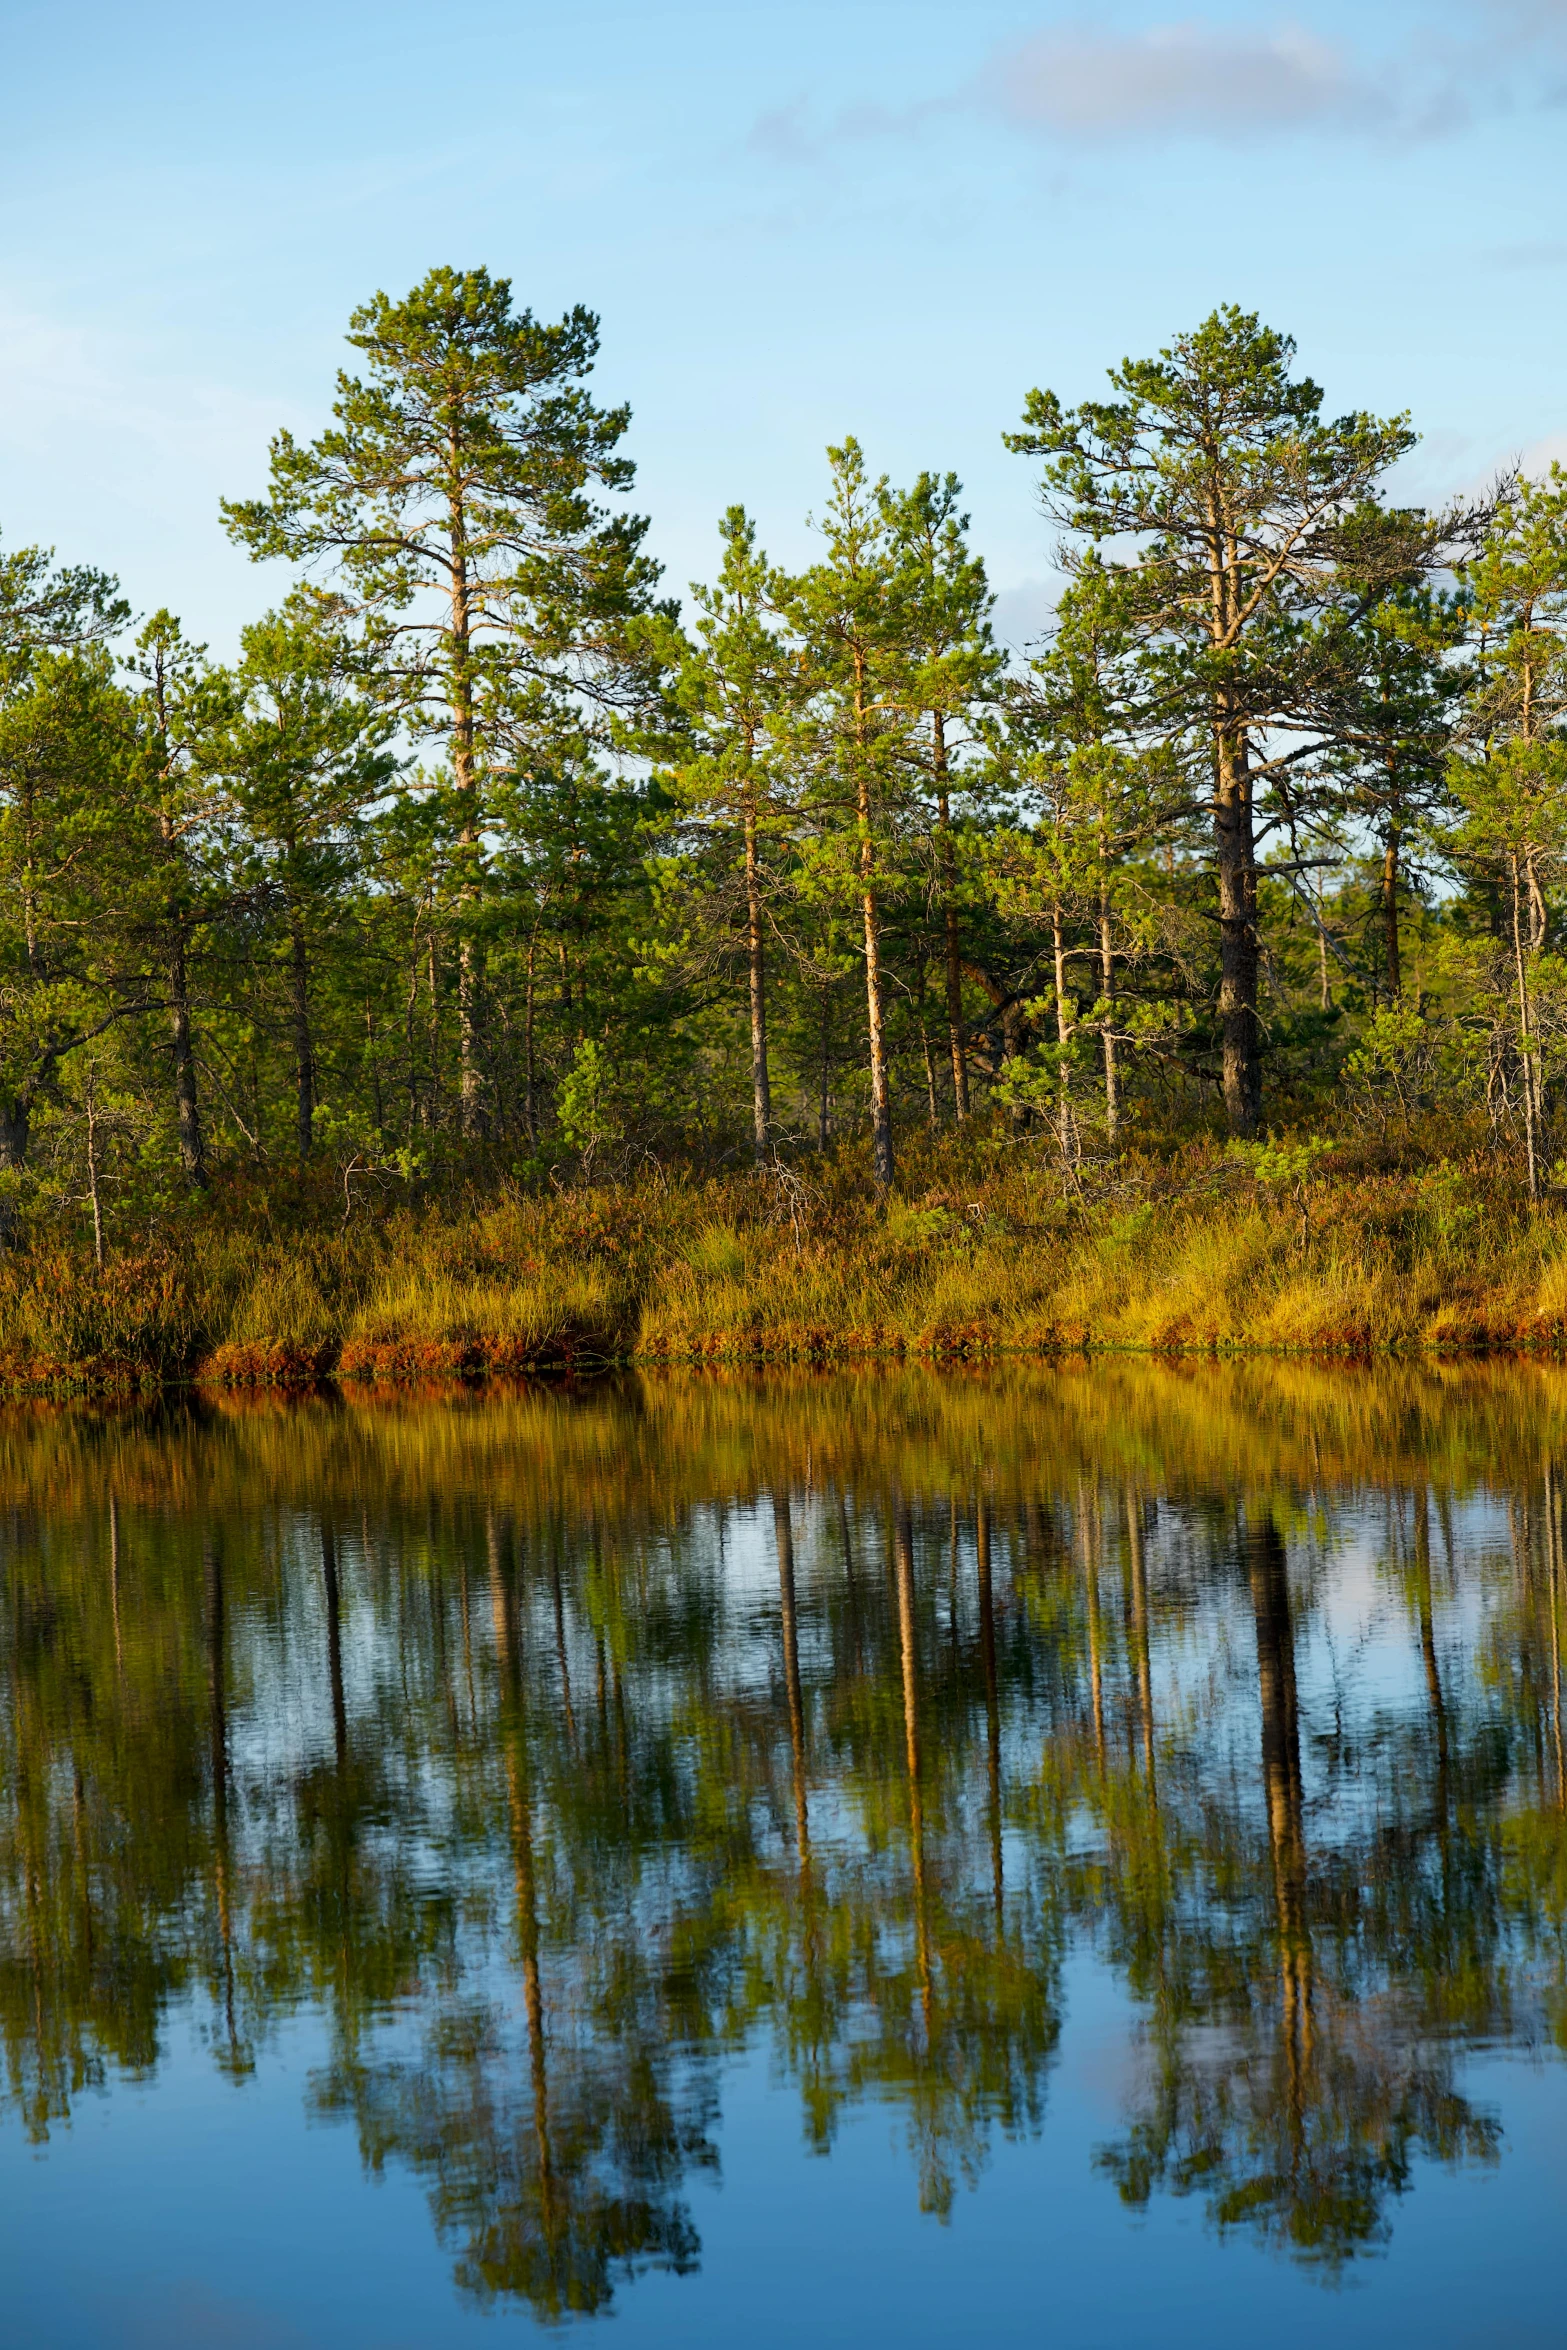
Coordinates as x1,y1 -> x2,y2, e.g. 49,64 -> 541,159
0,1119 -> 1562,1393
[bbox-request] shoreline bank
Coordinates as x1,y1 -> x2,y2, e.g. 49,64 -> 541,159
0,1146 -> 1561,1395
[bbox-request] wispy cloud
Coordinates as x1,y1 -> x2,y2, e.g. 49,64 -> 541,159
748,4 -> 1567,164
981,21 -> 1385,141
747,93 -> 946,164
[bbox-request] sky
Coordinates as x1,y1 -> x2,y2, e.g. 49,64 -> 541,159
3,0 -> 1566,657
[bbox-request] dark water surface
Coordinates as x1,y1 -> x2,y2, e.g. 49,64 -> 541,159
3,1364 -> 1567,2347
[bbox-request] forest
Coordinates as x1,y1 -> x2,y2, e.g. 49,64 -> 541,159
2,266 -> 1565,1380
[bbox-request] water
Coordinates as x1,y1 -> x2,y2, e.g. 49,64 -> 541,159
3,1362 -> 1567,2347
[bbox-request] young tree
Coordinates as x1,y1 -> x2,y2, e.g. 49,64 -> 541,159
659,510 -> 795,1163
220,603 -> 396,1158
882,474 -> 1001,1124
785,444 -> 914,1191
126,613 -> 235,1188
0,532 -> 126,689
1003,563 -> 1182,1149
1446,466 -> 1567,1199
1006,309 -> 1414,1133
487,743 -> 669,1155
221,265 -> 664,1138
1324,503 -> 1470,1001
0,535 -> 131,1192
0,650 -> 139,1182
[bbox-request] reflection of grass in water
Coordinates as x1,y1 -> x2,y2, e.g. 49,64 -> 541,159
3,1353 -> 1567,1523
0,1133 -> 1562,1389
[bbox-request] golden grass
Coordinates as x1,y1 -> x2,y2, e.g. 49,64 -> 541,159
0,1131 -> 1562,1392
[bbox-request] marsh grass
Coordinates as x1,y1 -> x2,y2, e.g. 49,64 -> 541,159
0,1126 -> 1561,1391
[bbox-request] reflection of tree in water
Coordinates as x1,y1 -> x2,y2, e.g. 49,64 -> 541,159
4,1378 -> 1567,2311
1096,1511 -> 1501,2266
307,1515 -> 719,2319
0,1496 -> 225,2136
316,1997 -> 713,2317
741,1498 -> 1060,2219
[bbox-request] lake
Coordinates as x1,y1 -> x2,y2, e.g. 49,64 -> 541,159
2,1364 -> 1565,2347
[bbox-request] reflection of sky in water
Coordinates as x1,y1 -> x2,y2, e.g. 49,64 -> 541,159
2,1378 -> 1565,2346
8,1975 -> 1565,2350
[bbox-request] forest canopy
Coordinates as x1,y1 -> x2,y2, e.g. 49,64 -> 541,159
2,267 -> 1563,1239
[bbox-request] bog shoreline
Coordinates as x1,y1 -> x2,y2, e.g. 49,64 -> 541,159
0,1142 -> 1561,1396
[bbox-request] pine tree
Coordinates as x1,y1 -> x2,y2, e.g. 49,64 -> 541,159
220,601 -> 396,1158
785,444 -> 914,1190
1007,309 -> 1413,1133
1323,501 -> 1470,1002
126,614 -> 235,1188
1447,466 -> 1567,1199
882,474 -> 1001,1124
0,650 -> 138,1181
1006,562 -> 1180,1149
660,510 -> 795,1163
222,266 -> 663,1139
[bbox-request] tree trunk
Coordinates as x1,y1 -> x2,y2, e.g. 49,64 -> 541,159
204,1534 -> 242,2066
288,899 -> 316,1160
976,1498 -> 1003,1923
169,934 -> 207,1187
321,1521 -> 347,1770
1512,852 -> 1540,1202
523,929 -> 539,1149
1127,1491 -> 1154,1795
920,1017 -> 939,1131
1216,725 -> 1261,1135
0,1094 -> 28,1246
365,1001 -> 384,1139
426,932 -> 440,1131
745,802 -> 772,1163
1248,1512 -> 1311,2071
1098,870 -> 1119,1145
0,1098 -> 30,1177
1079,1488 -> 1106,1771
457,931 -> 482,1134
447,487 -> 484,1139
1413,1492 -> 1449,1803
943,895 -> 969,1124
84,1069 -> 105,1270
1382,821 -> 1402,999
934,717 -> 969,1120
773,1495 -> 808,1856
1051,901 -> 1074,1156
893,1504 -> 931,2035
404,925 -> 422,1143
456,901 -> 483,1136
1317,887 -> 1332,1012
859,776 -> 894,1191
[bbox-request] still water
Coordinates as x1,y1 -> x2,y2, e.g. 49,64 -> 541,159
2,1364 -> 1566,2347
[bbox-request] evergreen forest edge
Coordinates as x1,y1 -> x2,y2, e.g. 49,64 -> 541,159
3,267 -> 1566,1386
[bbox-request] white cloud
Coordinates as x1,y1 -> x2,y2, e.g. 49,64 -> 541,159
746,14 -> 1477,161
983,20 -> 1384,140
745,5 -> 1567,166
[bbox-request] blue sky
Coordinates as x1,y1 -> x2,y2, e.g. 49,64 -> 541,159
4,0 -> 1565,654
